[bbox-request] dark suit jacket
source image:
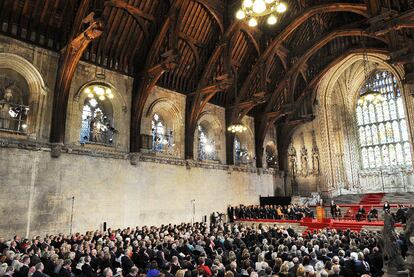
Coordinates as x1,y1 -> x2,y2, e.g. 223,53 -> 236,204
58,267 -> 72,277
33,271 -> 49,277
82,264 -> 97,277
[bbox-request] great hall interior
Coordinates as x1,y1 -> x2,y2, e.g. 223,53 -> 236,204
2,0 -> 414,276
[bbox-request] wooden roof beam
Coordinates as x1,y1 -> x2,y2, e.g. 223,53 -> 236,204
130,0 -> 185,153
184,22 -> 242,160
231,2 -> 369,129
50,4 -> 105,144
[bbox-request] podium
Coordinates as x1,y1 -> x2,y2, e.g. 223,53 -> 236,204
316,206 -> 325,222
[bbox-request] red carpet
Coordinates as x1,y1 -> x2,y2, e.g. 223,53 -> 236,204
346,193 -> 385,213
236,218 -> 402,232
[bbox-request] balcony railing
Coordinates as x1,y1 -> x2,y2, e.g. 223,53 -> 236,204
0,102 -> 29,134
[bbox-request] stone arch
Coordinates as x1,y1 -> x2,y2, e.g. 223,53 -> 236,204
263,124 -> 278,169
142,97 -> 184,158
233,117 -> 255,166
0,52 -> 48,138
314,52 -> 414,196
66,80 -> 127,149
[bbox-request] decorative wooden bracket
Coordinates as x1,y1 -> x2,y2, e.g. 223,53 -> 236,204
50,10 -> 105,144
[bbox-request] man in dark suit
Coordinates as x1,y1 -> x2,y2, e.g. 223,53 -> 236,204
58,259 -> 72,277
121,250 -> 134,275
32,263 -> 49,277
82,256 -> 97,277
356,205 -> 366,221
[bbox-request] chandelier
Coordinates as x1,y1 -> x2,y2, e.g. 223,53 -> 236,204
227,124 -> 248,133
358,40 -> 383,106
236,0 -> 287,27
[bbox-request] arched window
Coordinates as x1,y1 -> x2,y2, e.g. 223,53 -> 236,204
0,69 -> 30,133
265,143 -> 278,168
197,124 -> 216,161
356,71 -> 412,169
151,113 -> 173,153
80,84 -> 116,145
234,135 -> 250,165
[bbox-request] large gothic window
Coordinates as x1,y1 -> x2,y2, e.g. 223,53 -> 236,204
356,71 -> 412,169
80,84 -> 116,145
198,124 -> 216,161
151,113 -> 174,153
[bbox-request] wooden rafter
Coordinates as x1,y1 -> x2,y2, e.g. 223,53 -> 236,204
130,0 -> 186,152
183,22 -> 242,160
229,2 -> 369,127
255,47 -> 389,168
105,0 -> 155,39
50,1 -> 105,144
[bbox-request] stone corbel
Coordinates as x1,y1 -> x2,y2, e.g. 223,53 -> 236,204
130,153 -> 140,165
50,143 -> 64,158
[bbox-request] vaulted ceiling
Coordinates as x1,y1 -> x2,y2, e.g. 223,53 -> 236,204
1,0 -> 414,164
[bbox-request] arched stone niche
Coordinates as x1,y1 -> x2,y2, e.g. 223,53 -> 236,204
263,124 -> 278,169
312,52 -> 414,196
195,110 -> 225,163
66,81 -> 128,150
0,53 -> 48,139
142,87 -> 185,158
234,116 -> 256,166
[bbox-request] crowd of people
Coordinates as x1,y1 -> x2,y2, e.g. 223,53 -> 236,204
0,221 -> 393,277
227,205 -> 314,222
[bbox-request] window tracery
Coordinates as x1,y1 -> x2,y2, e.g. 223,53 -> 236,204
356,71 -> 412,169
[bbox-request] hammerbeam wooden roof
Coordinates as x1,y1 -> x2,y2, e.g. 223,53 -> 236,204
0,0 -> 413,119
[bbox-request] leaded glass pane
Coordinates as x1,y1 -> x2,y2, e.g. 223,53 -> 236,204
356,106 -> 363,125
363,105 -> 370,125
389,144 -> 397,166
379,123 -> 386,144
393,121 -> 401,142
382,145 -> 390,166
374,146 -> 382,168
397,98 -> 405,118
404,142 -> 412,165
372,125 -> 379,145
401,120 -> 409,141
396,143 -> 404,165
368,147 -> 375,168
362,148 -> 369,169
385,122 -> 394,143
389,99 -> 398,120
359,127 -> 366,146
382,101 -> 390,121
365,126 -> 372,145
376,104 -> 384,122
368,104 -> 376,123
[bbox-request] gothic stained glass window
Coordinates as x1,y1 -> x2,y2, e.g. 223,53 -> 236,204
356,70 -> 412,170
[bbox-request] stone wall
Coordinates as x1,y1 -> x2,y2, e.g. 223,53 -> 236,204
0,35 -> 278,237
0,145 -> 274,238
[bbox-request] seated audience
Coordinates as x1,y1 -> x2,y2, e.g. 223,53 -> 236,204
356,205 -> 366,221
367,206 -> 378,222
0,220 -> 392,277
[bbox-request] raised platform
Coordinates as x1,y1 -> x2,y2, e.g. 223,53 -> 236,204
236,218 -> 404,233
